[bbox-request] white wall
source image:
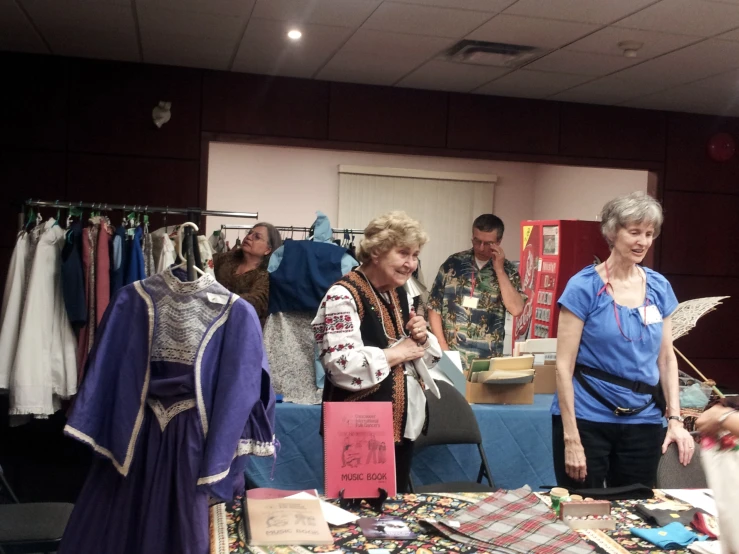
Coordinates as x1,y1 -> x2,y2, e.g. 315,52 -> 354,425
207,142 -> 537,260
207,144 -> 649,262
532,165 -> 649,221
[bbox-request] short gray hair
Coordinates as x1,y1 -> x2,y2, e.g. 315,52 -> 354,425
357,211 -> 429,264
600,191 -> 663,247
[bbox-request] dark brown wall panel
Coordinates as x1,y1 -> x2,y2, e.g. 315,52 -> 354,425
661,191 -> 739,276
329,83 -> 447,148
67,60 -> 202,160
67,154 -> 199,210
560,104 -> 666,162
202,72 -> 329,140
677,358 -> 739,392
0,149 -> 67,249
667,275 -> 739,362
666,113 -> 739,194
0,53 -> 67,150
448,94 -> 559,155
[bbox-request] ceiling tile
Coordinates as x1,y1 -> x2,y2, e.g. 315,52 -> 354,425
615,0 -> 739,36
325,27 -> 455,58
0,0 -> 48,53
252,0 -> 382,28
362,2 -> 493,38
551,39 -> 739,104
392,0 -> 516,11
525,50 -> 641,76
138,7 -> 244,69
138,8 -> 245,41
611,38 -> 739,88
316,29 -> 454,85
316,53 -> 422,86
475,69 -> 592,98
135,0 -> 255,17
467,14 -> 599,48
718,27 -> 739,41
233,18 -> 354,78
397,60 -> 510,91
144,48 -> 233,70
503,0 -> 656,25
565,26 -> 701,58
548,78 -> 641,105
21,0 -> 138,60
621,69 -> 739,116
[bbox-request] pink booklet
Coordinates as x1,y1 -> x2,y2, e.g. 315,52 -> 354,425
323,401 -> 396,499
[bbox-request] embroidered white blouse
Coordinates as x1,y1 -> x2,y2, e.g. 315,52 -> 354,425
312,283 -> 442,440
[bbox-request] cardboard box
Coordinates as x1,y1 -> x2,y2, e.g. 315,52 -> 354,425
533,363 -> 557,394
464,380 -> 534,405
560,501 -> 615,530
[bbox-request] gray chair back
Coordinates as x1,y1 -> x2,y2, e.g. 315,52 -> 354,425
656,441 -> 708,489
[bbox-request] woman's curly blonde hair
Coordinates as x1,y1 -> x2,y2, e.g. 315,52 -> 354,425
356,211 -> 429,264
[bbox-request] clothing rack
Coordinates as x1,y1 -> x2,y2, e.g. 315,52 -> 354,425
220,224 -> 365,234
24,199 -> 259,220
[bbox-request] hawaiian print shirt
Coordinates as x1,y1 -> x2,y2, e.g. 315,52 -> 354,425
429,249 -> 527,370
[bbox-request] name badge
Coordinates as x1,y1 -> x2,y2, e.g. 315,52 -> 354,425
462,296 -> 479,309
640,304 -> 662,325
207,292 -> 229,305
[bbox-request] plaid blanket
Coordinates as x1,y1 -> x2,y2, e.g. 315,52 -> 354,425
424,487 -> 594,554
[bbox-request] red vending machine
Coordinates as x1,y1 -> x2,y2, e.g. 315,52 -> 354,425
512,220 -> 610,349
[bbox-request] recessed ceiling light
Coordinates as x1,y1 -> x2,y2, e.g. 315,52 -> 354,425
287,29 -> 302,40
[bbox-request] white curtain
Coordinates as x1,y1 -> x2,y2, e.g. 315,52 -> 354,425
338,166 -> 496,288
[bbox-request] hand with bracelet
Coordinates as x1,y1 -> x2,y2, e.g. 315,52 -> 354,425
696,404 -> 739,437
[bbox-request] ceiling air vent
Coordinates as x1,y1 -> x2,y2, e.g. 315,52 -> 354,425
441,40 -> 548,68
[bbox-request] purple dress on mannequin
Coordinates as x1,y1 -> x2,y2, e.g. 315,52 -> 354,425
60,267 -> 276,554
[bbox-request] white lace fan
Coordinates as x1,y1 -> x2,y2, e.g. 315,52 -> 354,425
671,296 -> 729,398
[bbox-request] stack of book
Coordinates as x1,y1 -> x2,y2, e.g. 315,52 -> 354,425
469,355 -> 535,385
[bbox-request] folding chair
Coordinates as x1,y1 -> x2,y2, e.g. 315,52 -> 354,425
409,380 -> 496,493
0,464 -> 74,554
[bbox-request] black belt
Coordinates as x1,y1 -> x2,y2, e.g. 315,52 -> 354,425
575,364 -> 665,417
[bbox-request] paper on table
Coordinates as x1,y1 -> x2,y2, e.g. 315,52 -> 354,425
287,492 -> 360,526
660,489 -> 718,516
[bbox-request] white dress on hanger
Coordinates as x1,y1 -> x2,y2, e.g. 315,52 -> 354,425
0,231 -> 29,390
10,220 -> 78,421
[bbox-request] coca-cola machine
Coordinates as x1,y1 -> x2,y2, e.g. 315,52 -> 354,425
512,220 -> 610,348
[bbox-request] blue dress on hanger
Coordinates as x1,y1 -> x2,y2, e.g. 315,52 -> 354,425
125,226 -> 146,285
59,268 -> 276,554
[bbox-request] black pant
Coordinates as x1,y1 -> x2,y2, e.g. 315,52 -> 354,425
552,415 -> 665,490
395,439 -> 415,494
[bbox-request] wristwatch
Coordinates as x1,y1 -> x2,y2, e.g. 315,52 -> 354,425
667,415 -> 684,423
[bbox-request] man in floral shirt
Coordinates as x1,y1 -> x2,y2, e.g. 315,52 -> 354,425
428,214 -> 527,370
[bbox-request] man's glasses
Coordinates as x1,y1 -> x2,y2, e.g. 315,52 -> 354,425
472,238 -> 499,248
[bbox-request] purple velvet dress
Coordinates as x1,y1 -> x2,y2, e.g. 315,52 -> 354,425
60,267 -> 276,554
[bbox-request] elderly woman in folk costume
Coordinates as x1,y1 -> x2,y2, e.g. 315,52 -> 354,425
313,211 -> 442,493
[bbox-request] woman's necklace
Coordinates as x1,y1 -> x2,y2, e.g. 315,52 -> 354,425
356,269 -> 408,341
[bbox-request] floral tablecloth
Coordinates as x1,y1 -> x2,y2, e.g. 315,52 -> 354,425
210,491 -> 700,554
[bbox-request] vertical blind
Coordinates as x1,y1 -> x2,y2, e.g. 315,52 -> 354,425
338,165 -> 496,287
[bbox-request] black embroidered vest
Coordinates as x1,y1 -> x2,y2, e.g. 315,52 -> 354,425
321,270 -> 410,443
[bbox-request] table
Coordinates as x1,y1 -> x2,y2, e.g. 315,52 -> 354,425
210,491 -> 702,554
246,396 -> 556,493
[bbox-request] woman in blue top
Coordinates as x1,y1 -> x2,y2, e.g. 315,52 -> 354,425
552,191 -> 694,489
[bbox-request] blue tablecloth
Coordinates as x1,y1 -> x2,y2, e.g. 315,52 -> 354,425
246,395 -> 556,492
